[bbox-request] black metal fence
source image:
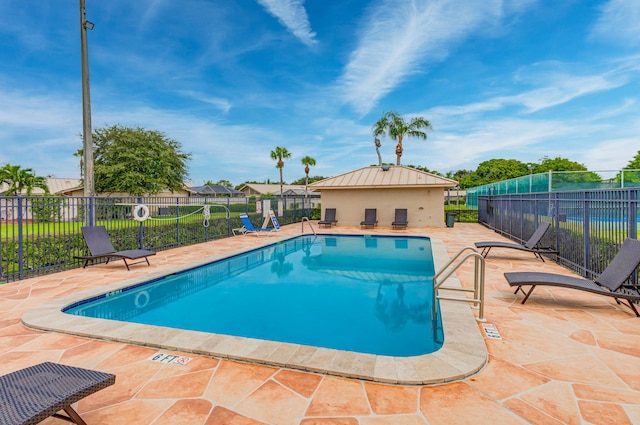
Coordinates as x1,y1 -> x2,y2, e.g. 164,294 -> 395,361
478,188 -> 639,279
0,195 -> 320,283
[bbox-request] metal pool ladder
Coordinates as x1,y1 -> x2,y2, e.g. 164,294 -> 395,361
301,217 -> 317,235
432,246 -> 486,322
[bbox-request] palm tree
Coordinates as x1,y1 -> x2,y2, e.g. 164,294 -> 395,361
0,164 -> 49,195
270,146 -> 291,202
372,111 -> 432,166
300,156 -> 316,197
73,149 -> 84,177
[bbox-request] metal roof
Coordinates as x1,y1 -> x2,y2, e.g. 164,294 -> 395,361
309,165 -> 458,190
189,185 -> 244,196
238,184 -> 309,194
0,177 -> 82,195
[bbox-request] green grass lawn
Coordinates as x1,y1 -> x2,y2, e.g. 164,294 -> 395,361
0,211 -> 241,237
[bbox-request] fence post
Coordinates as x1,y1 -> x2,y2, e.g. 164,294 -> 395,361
583,191 -> 591,276
226,197 -> 231,237
630,189 -> 637,241
88,196 -> 96,227
175,197 -> 180,246
17,197 -> 24,280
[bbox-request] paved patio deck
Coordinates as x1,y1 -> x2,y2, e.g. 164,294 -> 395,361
1,222 -> 639,424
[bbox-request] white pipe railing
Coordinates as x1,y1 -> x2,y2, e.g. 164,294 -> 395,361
433,246 -> 486,322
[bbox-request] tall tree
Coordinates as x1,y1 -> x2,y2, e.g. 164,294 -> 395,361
617,150 -> 640,183
460,159 -> 529,188
203,179 -> 233,188
270,146 -> 291,202
300,156 -> 316,197
533,156 -> 601,184
626,151 -> 640,169
0,164 -> 49,195
372,111 -> 432,165
91,125 -> 191,196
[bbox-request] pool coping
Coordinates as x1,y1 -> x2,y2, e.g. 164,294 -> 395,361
21,235 -> 488,385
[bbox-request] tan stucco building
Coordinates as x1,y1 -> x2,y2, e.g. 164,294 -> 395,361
309,165 -> 458,228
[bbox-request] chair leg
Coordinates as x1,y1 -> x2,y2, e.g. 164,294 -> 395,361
521,285 -> 537,304
52,405 -> 88,424
623,299 -> 640,317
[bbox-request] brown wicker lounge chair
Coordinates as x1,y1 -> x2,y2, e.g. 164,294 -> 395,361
392,208 -> 408,229
504,238 -> 640,316
74,226 -> 155,270
318,208 -> 337,227
0,362 -> 115,425
360,208 -> 377,229
475,221 -> 558,261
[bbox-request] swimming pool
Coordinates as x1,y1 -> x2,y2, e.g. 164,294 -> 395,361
23,233 -> 487,385
64,235 -> 441,357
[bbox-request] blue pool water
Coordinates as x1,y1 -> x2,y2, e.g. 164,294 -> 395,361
64,235 -> 442,356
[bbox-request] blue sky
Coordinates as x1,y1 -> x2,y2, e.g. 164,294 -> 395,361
1,0 -> 639,187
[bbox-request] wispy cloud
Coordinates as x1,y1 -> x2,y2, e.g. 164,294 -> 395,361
176,90 -> 232,113
337,0 -> 505,115
256,0 -> 317,46
591,0 -> 640,45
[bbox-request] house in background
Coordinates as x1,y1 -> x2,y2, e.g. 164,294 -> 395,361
189,185 -> 245,197
309,165 -> 458,228
237,183 -> 312,197
238,183 -> 321,211
0,177 -> 82,196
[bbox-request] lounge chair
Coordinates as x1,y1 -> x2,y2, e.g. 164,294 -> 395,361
239,213 -> 273,236
504,238 -> 640,316
475,221 -> 558,262
392,208 -> 408,229
75,226 -> 156,270
318,208 -> 337,227
360,208 -> 377,229
0,362 -> 115,425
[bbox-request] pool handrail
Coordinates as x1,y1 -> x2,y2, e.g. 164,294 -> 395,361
433,246 -> 486,322
301,217 -> 317,235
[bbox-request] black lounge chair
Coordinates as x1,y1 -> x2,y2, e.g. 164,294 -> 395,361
392,208 -> 408,229
0,362 -> 115,425
318,208 -> 337,227
360,208 -> 377,229
75,226 -> 155,270
504,238 -> 640,316
475,221 -> 558,262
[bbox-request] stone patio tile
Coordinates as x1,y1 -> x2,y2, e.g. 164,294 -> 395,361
364,381 -> 419,414
578,400 -> 632,425
204,360 -> 277,407
592,330 -> 640,358
572,383 -> 640,404
360,416 -> 427,425
420,381 -> 528,424
519,381 -> 582,425
235,380 -> 309,425
305,376 -> 370,416
81,399 -> 171,425
523,354 -> 627,387
154,399 -> 213,424
138,369 -> 213,399
300,419 -> 358,425
467,356 -> 549,400
502,398 -> 567,425
274,369 -> 323,398
205,406 -> 268,425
